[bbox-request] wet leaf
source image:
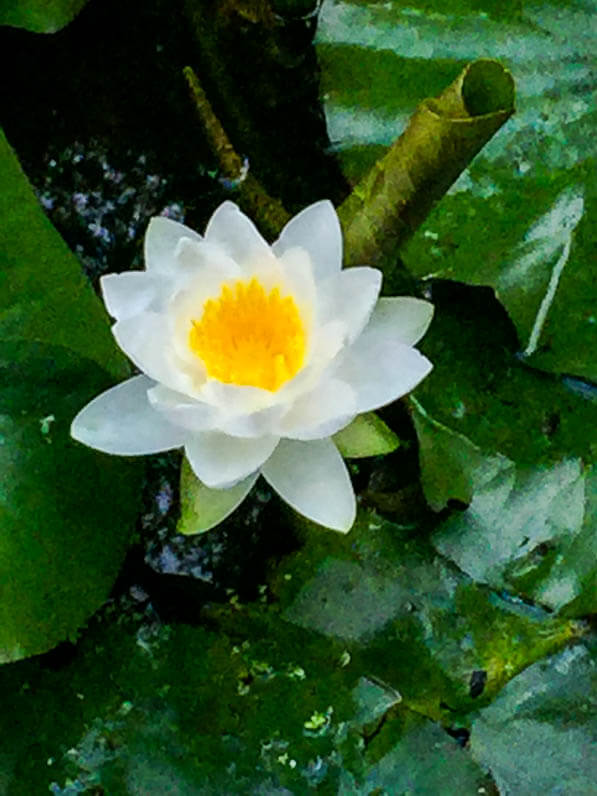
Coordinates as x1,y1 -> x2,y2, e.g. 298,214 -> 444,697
433,459 -> 597,616
412,287 -> 597,615
470,642 -> 597,794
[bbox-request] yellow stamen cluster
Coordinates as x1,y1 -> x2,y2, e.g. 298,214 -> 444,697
189,278 -> 306,392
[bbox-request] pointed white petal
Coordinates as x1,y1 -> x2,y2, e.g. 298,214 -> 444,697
112,312 -> 191,391
179,459 -> 258,534
336,335 -> 433,413
277,377 -> 357,440
366,297 -> 434,346
100,271 -> 169,321
272,200 -> 343,282
261,438 -> 356,532
317,267 -> 382,343
174,237 -> 242,277
185,432 -> 280,488
276,246 -> 317,325
144,216 -> 202,274
71,375 -> 186,455
204,201 -> 273,267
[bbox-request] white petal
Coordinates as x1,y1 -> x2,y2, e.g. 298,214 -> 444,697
174,238 -> 242,278
262,438 -> 356,532
185,432 -> 280,488
100,271 -> 169,321
272,200 -> 342,282
366,297 -> 434,346
147,384 -> 221,432
179,460 -> 259,534
112,312 -> 191,391
204,201 -> 273,268
71,375 -> 186,455
277,377 -> 357,440
336,336 -> 433,413
277,246 -> 317,323
317,267 -> 382,343
144,216 -> 202,275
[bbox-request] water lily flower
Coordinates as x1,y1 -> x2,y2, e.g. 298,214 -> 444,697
71,200 -> 433,532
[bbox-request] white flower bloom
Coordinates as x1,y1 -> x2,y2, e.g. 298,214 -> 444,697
71,200 -> 433,532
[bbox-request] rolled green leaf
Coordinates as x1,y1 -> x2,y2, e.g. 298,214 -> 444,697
338,59 -> 515,274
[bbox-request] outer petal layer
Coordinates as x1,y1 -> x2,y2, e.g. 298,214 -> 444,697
277,377 -> 357,440
272,200 -> 342,282
185,431 -> 280,488
112,312 -> 198,395
144,216 -> 203,275
336,334 -> 433,413
261,438 -> 356,532
100,272 -> 169,321
71,375 -> 186,455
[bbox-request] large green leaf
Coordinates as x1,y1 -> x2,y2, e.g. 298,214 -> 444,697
0,343 -> 140,661
0,578 -> 584,795
470,641 -> 597,794
0,0 -> 89,33
0,131 -> 141,660
0,131 -> 127,379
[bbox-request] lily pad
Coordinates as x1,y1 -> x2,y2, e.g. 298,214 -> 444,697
0,132 -> 141,660
0,343 -> 140,662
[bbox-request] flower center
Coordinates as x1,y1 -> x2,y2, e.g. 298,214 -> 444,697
189,277 -> 306,392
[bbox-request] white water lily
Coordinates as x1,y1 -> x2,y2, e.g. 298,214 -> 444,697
71,200 -> 433,532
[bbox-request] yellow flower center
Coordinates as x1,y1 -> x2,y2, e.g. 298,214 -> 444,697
189,277 -> 306,392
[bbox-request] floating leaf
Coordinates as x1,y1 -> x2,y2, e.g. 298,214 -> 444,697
0,132 -> 141,660
410,397 -> 512,511
433,458 -> 597,615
